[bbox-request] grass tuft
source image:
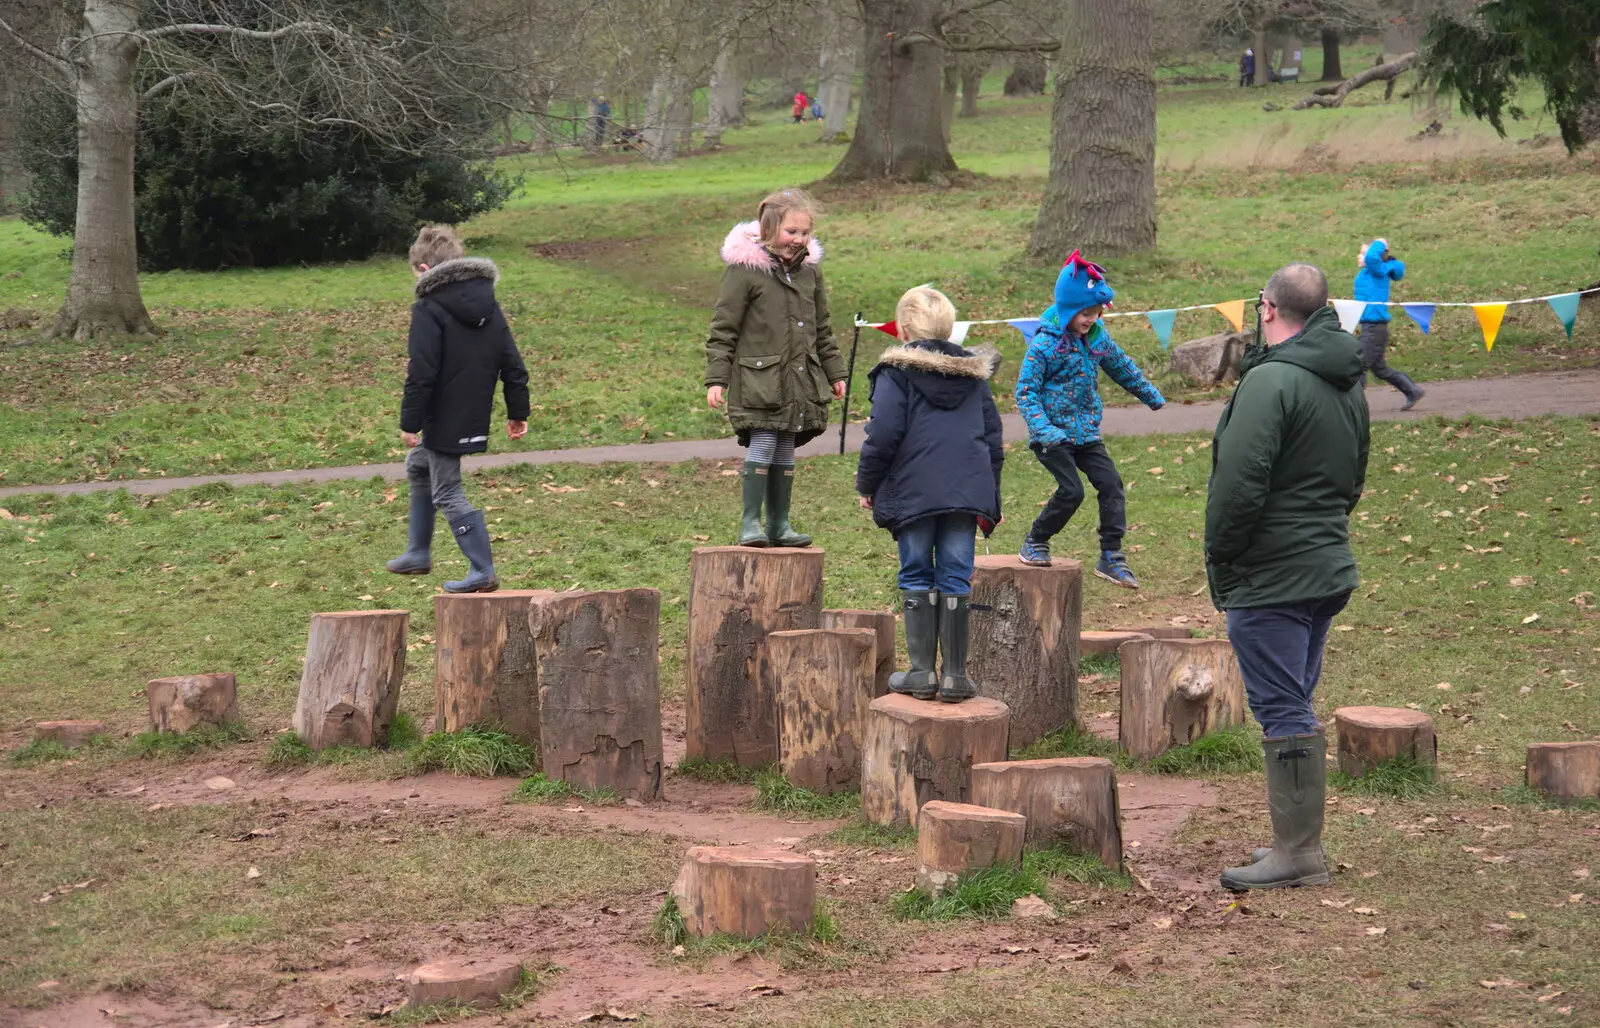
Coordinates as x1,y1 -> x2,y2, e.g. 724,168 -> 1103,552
891,864 -> 1049,921
1147,725 -> 1262,775
263,712 -> 425,772
752,771 -> 859,818
651,896 -> 689,947
1015,721 -> 1131,766
1330,754 -> 1437,799
387,712 -> 423,750
125,721 -> 253,759
263,732 -> 316,770
405,725 -> 537,778
1079,653 -> 1122,679
673,755 -> 767,783
825,816 -> 918,850
509,772 -> 621,806
1023,847 -> 1133,889
1501,782 -> 1600,812
8,733 -> 116,766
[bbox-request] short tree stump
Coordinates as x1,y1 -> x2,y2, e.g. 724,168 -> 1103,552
671,845 -> 816,939
34,720 -> 107,748
1079,630 -> 1153,657
1333,706 -> 1437,778
968,556 -> 1082,749
406,956 -> 523,1009
767,628 -> 877,794
970,757 -> 1123,871
860,694 -> 1010,828
435,591 -> 544,746
147,673 -> 238,734
1119,638 -> 1247,760
915,800 -> 1027,897
1110,625 -> 1194,641
293,611 -> 407,750
1526,741 -> 1600,801
820,609 -> 897,696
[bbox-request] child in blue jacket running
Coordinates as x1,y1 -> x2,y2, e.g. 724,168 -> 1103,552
1015,251 -> 1164,588
1353,238 -> 1423,410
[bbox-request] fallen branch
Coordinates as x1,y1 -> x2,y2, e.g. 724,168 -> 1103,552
1295,52 -> 1417,109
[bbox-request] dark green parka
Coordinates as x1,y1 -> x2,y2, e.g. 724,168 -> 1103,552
1205,306 -> 1372,610
705,220 -> 846,446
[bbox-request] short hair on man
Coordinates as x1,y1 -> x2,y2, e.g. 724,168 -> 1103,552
1264,263 -> 1328,324
896,286 -> 957,343
410,224 -> 465,270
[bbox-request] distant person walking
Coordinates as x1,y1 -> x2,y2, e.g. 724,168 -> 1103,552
592,96 -> 611,147
1354,238 -> 1424,410
1239,49 -> 1255,87
792,90 -> 809,124
811,98 -> 824,121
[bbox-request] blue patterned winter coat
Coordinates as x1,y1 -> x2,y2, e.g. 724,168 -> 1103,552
1014,308 -> 1165,448
1353,239 -> 1405,324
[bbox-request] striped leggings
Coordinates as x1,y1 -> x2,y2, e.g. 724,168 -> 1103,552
745,430 -> 796,468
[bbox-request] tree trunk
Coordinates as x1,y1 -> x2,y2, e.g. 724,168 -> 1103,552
1029,0 -> 1156,258
969,757 -> 1124,870
860,693 -> 1011,828
530,92 -> 554,155
967,555 -> 1082,750
672,86 -> 695,153
705,39 -> 744,147
147,673 -> 238,734
293,612 -> 408,749
0,64 -> 22,213
915,801 -> 1026,897
1118,638 -> 1247,761
820,609 -> 896,696
1525,742 -> 1600,801
1253,25 -> 1270,86
433,592 -> 542,747
642,65 -> 679,161
818,40 -> 857,143
941,62 -> 959,143
1319,27 -> 1342,82
826,0 -> 956,183
960,67 -> 982,118
671,846 -> 816,940
767,628 -> 877,794
1333,706 -> 1437,778
1004,53 -> 1047,96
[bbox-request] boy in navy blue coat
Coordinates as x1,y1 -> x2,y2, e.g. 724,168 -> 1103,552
856,287 -> 1004,703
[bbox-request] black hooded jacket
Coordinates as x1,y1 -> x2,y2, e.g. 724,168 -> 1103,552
400,257 -> 531,454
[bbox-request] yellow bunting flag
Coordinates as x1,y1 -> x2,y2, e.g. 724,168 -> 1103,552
1472,303 -> 1507,351
1213,299 -> 1246,333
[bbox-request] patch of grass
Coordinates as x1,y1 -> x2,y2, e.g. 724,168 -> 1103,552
1023,847 -> 1133,890
673,755 -> 767,783
7,734 -> 115,766
124,721 -> 253,759
405,725 -> 537,778
263,712 -> 423,772
262,732 -> 316,769
1146,725 -> 1262,776
890,864 -> 1048,922
1501,782 -> 1600,812
509,772 -> 621,806
651,895 -> 689,948
1331,754 -> 1437,799
1079,652 -> 1121,679
825,816 -> 917,850
386,711 -> 422,749
752,771 -> 859,819
1014,721 -> 1131,767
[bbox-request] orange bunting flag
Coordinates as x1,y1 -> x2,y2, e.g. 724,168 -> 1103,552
1472,303 -> 1507,351
1213,299 -> 1246,333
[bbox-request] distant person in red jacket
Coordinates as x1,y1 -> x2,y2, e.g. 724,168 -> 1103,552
792,90 -> 808,124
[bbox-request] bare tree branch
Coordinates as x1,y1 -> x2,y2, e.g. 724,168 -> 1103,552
902,29 -> 1060,53
936,0 -> 1012,29
0,11 -> 72,75
141,70 -> 210,101
140,20 -> 353,45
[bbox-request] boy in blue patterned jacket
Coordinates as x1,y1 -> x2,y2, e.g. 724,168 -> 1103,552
1016,252 -> 1164,588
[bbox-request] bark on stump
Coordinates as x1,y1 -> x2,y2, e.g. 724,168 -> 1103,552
671,846 -> 816,939
34,720 -> 107,748
915,800 -> 1027,897
147,673 -> 238,734
767,629 -> 877,794
1526,742 -> 1600,801
1119,638 -> 1247,760
406,957 -> 524,1009
860,694 -> 1010,828
435,591 -> 543,746
686,547 -> 824,767
293,611 -> 407,750
970,757 -> 1123,870
821,609 -> 897,696
1080,630 -> 1152,657
968,556 -> 1082,749
1333,706 -> 1437,777
530,589 -> 664,801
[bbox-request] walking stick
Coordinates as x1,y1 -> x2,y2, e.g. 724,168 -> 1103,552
839,315 -> 863,455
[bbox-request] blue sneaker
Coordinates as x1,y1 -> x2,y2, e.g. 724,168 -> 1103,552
1095,550 -> 1140,589
1019,537 -> 1051,567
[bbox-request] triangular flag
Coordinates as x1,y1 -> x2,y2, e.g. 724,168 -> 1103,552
1331,299 -> 1368,334
1146,309 -> 1178,349
1546,293 -> 1580,339
1473,303 -> 1507,351
1008,318 -> 1043,343
949,321 -> 971,344
1213,300 -> 1246,333
874,320 -> 898,338
1402,303 -> 1435,335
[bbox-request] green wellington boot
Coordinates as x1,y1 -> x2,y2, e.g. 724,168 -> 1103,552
1220,732 -> 1331,891
888,590 -> 939,700
738,465 -> 770,547
936,594 -> 976,703
765,467 -> 812,547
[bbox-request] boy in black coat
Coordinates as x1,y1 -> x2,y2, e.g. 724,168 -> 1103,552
856,287 -> 1004,703
386,225 -> 531,593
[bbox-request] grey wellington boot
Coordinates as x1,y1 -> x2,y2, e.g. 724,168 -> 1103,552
385,486 -> 434,575
1221,732 -> 1331,890
936,594 -> 977,703
738,465 -> 769,547
443,510 -> 500,594
889,590 -> 940,701
765,467 -> 811,547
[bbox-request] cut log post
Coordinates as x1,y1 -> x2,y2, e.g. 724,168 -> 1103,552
1333,706 -> 1437,777
1119,638 -> 1247,760
147,673 -> 238,734
970,757 -> 1123,871
915,800 -> 1027,897
968,555 -> 1082,749
1109,625 -> 1194,641
435,591 -> 544,746
767,628 -> 877,794
685,547 -> 824,767
406,957 -> 524,1010
292,611 -> 407,750
671,845 -> 816,939
1080,630 -> 1153,657
1526,742 -> 1600,801
860,694 -> 1010,828
821,609 -> 897,696
530,589 -> 664,800
34,720 -> 107,748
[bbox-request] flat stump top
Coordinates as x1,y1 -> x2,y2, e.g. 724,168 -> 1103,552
692,545 -> 826,556
973,756 -> 1114,774
1528,741 -> 1600,753
685,845 -> 816,870
312,609 -> 409,619
919,800 -> 1027,825
974,554 -> 1082,575
1335,706 -> 1433,729
1110,625 -> 1194,640
410,956 -> 521,984
869,694 -> 1010,723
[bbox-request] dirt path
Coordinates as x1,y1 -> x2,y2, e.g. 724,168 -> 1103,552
4,368 -> 1597,500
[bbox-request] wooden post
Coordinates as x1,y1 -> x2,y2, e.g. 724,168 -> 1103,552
970,757 -> 1123,870
860,694 -> 1010,828
766,628 -> 876,794
1110,625 -> 1194,641
968,556 -> 1082,749
147,673 -> 238,734
686,547 -> 824,767
671,846 -> 816,939
1080,630 -> 1153,657
293,611 -> 407,750
1333,706 -> 1437,777
1119,638 -> 1247,760
915,800 -> 1027,897
1526,742 -> 1600,801
34,720 -> 107,748
435,591 -> 544,746
530,589 -> 664,801
821,609 -> 897,696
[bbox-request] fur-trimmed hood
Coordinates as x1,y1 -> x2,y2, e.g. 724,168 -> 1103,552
721,220 -> 823,271
414,257 -> 501,329
877,341 -> 1001,381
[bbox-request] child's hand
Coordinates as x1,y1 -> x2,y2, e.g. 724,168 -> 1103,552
402,431 -> 422,448
706,386 -> 725,409
832,380 -> 846,399
858,494 -> 873,510
507,420 -> 527,440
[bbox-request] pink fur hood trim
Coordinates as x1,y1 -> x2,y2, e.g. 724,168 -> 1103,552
720,220 -> 823,271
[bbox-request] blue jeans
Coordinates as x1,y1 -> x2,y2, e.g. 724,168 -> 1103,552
896,514 -> 977,596
1226,592 -> 1351,737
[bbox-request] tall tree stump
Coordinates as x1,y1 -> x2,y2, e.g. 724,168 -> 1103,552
860,694 -> 1010,828
915,800 -> 1027,897
767,628 -> 877,794
147,673 -> 238,734
821,609 -> 897,696
968,556 -> 1082,749
1080,630 -> 1153,657
1526,742 -> 1600,801
435,591 -> 544,746
530,589 -> 664,801
293,611 -> 407,750
34,720 -> 107,748
970,757 -> 1123,870
1333,706 -> 1437,777
1119,638 -> 1247,760
671,846 -> 816,939
686,547 -> 824,767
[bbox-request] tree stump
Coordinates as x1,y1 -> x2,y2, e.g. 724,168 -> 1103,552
821,609 -> 897,696
406,957 -> 524,1009
860,694 -> 1010,828
970,757 -> 1123,870
967,555 -> 1082,749
147,673 -> 238,734
1333,706 -> 1437,777
766,628 -> 877,794
670,845 -> 816,939
914,800 -> 1027,897
292,611 -> 407,750
1080,630 -> 1152,657
1526,742 -> 1600,801
685,547 -> 824,767
34,720 -> 107,748
435,591 -> 544,746
1119,638 -> 1247,760
530,589 -> 664,801
1110,625 -> 1194,641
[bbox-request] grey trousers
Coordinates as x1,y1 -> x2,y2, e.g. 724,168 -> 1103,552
404,446 -> 476,524
1358,322 -> 1419,398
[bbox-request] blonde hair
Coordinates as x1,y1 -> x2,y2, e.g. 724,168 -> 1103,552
756,189 -> 819,244
896,286 -> 957,343
410,224 -> 465,270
